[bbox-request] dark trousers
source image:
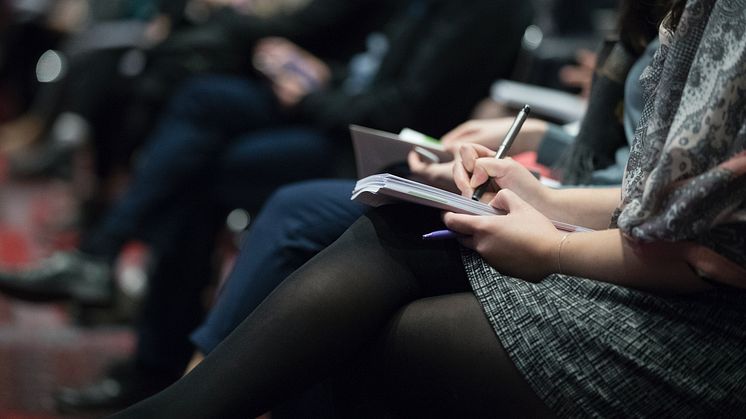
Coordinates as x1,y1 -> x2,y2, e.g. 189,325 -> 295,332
81,75 -> 335,374
191,179 -> 366,354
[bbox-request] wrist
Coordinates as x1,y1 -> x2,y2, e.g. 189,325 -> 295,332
554,232 -> 571,275
535,186 -> 559,218
541,229 -> 564,274
527,230 -> 566,281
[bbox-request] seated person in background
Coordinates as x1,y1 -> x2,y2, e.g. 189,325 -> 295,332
112,1 -> 746,416
1,0 -> 377,213
187,0 -> 661,367
0,0 -> 534,412
0,0 -> 191,156
0,0 -> 90,127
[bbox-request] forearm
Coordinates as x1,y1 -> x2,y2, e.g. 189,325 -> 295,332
542,187 -> 621,230
558,229 -> 708,293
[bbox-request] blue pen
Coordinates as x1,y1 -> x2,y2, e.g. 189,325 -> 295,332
422,229 -> 460,240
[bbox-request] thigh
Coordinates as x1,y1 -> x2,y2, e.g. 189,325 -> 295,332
190,180 -> 367,355
165,75 -> 281,137
376,293 -> 554,418
214,127 -> 336,210
254,179 -> 368,256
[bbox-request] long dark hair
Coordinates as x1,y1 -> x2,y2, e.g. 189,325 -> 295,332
557,0 -> 686,184
666,0 -> 687,30
617,0 -> 674,55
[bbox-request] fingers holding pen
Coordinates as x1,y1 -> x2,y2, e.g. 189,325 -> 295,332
452,157 -> 473,198
469,157 -> 520,190
454,143 -> 497,198
458,143 -> 494,173
443,211 -> 479,235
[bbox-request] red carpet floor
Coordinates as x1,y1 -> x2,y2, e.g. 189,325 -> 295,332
0,168 -> 135,418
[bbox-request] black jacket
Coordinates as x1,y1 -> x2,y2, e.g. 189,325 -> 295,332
214,0 -> 534,139
213,0 -> 396,65
296,0 -> 535,138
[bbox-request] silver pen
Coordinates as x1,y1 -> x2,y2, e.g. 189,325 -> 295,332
471,104 -> 531,201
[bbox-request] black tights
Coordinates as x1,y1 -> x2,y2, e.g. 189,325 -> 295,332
110,205 -> 552,418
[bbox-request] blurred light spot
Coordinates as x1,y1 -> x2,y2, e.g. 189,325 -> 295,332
120,265 -> 147,297
119,49 -> 147,77
522,25 -> 543,50
226,209 -> 251,232
36,50 -> 66,83
52,112 -> 89,146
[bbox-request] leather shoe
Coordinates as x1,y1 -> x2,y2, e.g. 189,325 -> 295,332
55,360 -> 179,413
0,251 -> 113,305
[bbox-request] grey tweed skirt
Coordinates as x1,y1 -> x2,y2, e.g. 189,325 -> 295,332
462,251 -> 746,417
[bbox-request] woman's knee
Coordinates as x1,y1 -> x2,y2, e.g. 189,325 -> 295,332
376,293 -> 552,417
380,293 -> 494,375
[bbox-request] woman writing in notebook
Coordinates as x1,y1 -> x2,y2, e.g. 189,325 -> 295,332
112,0 -> 746,417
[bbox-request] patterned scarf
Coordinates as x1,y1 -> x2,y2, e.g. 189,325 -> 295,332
614,0 -> 746,280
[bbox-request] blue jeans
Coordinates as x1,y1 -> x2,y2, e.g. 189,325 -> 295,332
191,179 -> 366,354
81,75 -> 336,374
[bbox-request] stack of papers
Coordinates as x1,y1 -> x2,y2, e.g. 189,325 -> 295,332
352,173 -> 501,216
352,173 -> 593,233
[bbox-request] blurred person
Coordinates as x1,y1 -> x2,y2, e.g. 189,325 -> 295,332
0,0 -> 191,184
0,0 -> 86,126
0,0 -> 533,412
0,0 -> 322,187
111,1 -> 746,416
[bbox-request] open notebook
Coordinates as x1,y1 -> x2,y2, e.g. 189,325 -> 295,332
351,173 -> 593,233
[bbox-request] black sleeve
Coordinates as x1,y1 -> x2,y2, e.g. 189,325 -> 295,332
212,0 -> 390,57
295,0 -> 535,138
157,0 -> 189,23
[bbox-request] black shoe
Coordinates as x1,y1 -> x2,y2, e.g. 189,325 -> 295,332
0,251 -> 113,305
54,360 -> 179,413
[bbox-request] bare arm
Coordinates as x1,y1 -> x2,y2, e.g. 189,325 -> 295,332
558,229 -> 707,292
543,187 -> 621,230
443,191 -> 711,293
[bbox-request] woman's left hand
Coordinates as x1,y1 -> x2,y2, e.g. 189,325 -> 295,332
443,189 -> 563,282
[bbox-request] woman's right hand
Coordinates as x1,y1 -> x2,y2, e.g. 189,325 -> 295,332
453,143 -> 553,213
